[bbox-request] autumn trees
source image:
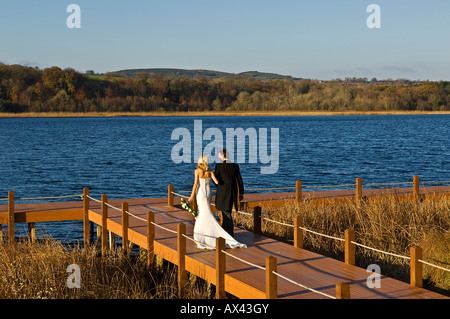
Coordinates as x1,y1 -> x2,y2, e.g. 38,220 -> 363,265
0,63 -> 449,114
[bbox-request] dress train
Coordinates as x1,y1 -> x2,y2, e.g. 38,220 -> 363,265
193,178 -> 247,249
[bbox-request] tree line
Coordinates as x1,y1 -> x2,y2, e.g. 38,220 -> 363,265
1,63 -> 449,113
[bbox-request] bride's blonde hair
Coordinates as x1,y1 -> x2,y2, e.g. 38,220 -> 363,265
197,155 -> 209,172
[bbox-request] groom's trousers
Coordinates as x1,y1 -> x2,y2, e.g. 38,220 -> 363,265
221,210 -> 234,237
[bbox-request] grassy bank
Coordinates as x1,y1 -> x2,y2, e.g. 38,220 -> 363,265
1,110 -> 450,118
0,238 -> 211,299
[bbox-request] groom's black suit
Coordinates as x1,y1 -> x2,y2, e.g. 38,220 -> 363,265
214,160 -> 244,236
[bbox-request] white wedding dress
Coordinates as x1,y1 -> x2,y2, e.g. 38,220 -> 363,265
193,178 -> 247,249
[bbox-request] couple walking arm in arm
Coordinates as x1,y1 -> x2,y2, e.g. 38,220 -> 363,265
188,149 -> 246,249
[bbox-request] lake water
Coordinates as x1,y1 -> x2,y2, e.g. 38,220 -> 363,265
1,114 -> 449,242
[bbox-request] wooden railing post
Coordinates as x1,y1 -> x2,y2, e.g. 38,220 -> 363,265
28,222 -> 36,243
8,191 -> 14,246
168,184 -> 174,207
296,180 -> 302,202
294,215 -> 303,249
345,229 -> 355,265
355,177 -> 362,203
410,245 -> 423,288
122,202 -> 129,258
147,211 -> 155,268
109,231 -> 116,252
216,237 -> 226,299
177,223 -> 186,298
83,187 -> 90,246
413,175 -> 420,201
336,282 -> 350,299
101,194 -> 108,256
265,256 -> 277,299
254,206 -> 262,235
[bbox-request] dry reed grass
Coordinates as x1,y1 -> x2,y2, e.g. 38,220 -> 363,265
235,193 -> 450,295
0,236 -> 211,299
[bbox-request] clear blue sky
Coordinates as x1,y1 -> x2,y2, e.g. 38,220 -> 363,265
1,0 -> 449,80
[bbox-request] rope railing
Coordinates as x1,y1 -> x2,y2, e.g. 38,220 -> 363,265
244,186 -> 296,191
220,247 -> 337,299
86,194 -> 102,203
363,182 -> 413,187
168,177 -> 450,208
303,184 -> 356,189
272,270 -> 336,299
1,194 -> 84,201
221,249 -> 265,271
167,179 -> 450,195
258,212 -> 450,273
350,241 -> 410,260
299,225 -> 345,242
171,192 -> 190,199
418,259 -> 450,273
421,180 -> 450,185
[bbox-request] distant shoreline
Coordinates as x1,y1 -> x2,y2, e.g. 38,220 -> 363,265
1,110 -> 449,118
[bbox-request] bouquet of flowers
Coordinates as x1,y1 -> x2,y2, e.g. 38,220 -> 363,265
181,198 -> 198,219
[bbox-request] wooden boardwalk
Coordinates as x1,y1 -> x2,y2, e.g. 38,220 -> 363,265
0,185 -> 449,299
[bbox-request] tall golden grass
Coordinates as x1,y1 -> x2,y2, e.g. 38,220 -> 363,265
0,237 -> 211,299
235,193 -> 450,295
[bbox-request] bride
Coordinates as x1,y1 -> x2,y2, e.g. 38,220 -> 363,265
188,155 -> 247,249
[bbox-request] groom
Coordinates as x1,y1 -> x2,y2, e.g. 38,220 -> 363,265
214,148 -> 244,237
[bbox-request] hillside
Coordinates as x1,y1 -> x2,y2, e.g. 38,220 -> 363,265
1,63 -> 449,114
106,68 -> 298,80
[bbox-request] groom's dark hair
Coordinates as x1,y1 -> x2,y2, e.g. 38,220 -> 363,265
219,148 -> 228,159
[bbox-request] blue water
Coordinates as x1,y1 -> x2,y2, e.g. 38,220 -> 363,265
1,115 -> 449,241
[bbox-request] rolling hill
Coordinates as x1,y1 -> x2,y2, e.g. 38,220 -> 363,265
105,68 -> 299,80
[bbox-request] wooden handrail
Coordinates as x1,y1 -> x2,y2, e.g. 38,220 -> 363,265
168,184 -> 174,207
294,216 -> 303,249
147,211 -> 155,268
101,194 -> 108,256
122,202 -> 129,258
253,206 -> 262,235
265,256 -> 277,299
296,180 -> 302,202
8,191 -> 14,246
177,223 -> 186,298
345,229 -> 356,266
410,245 -> 423,287
216,237 -> 226,299
83,187 -> 90,245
